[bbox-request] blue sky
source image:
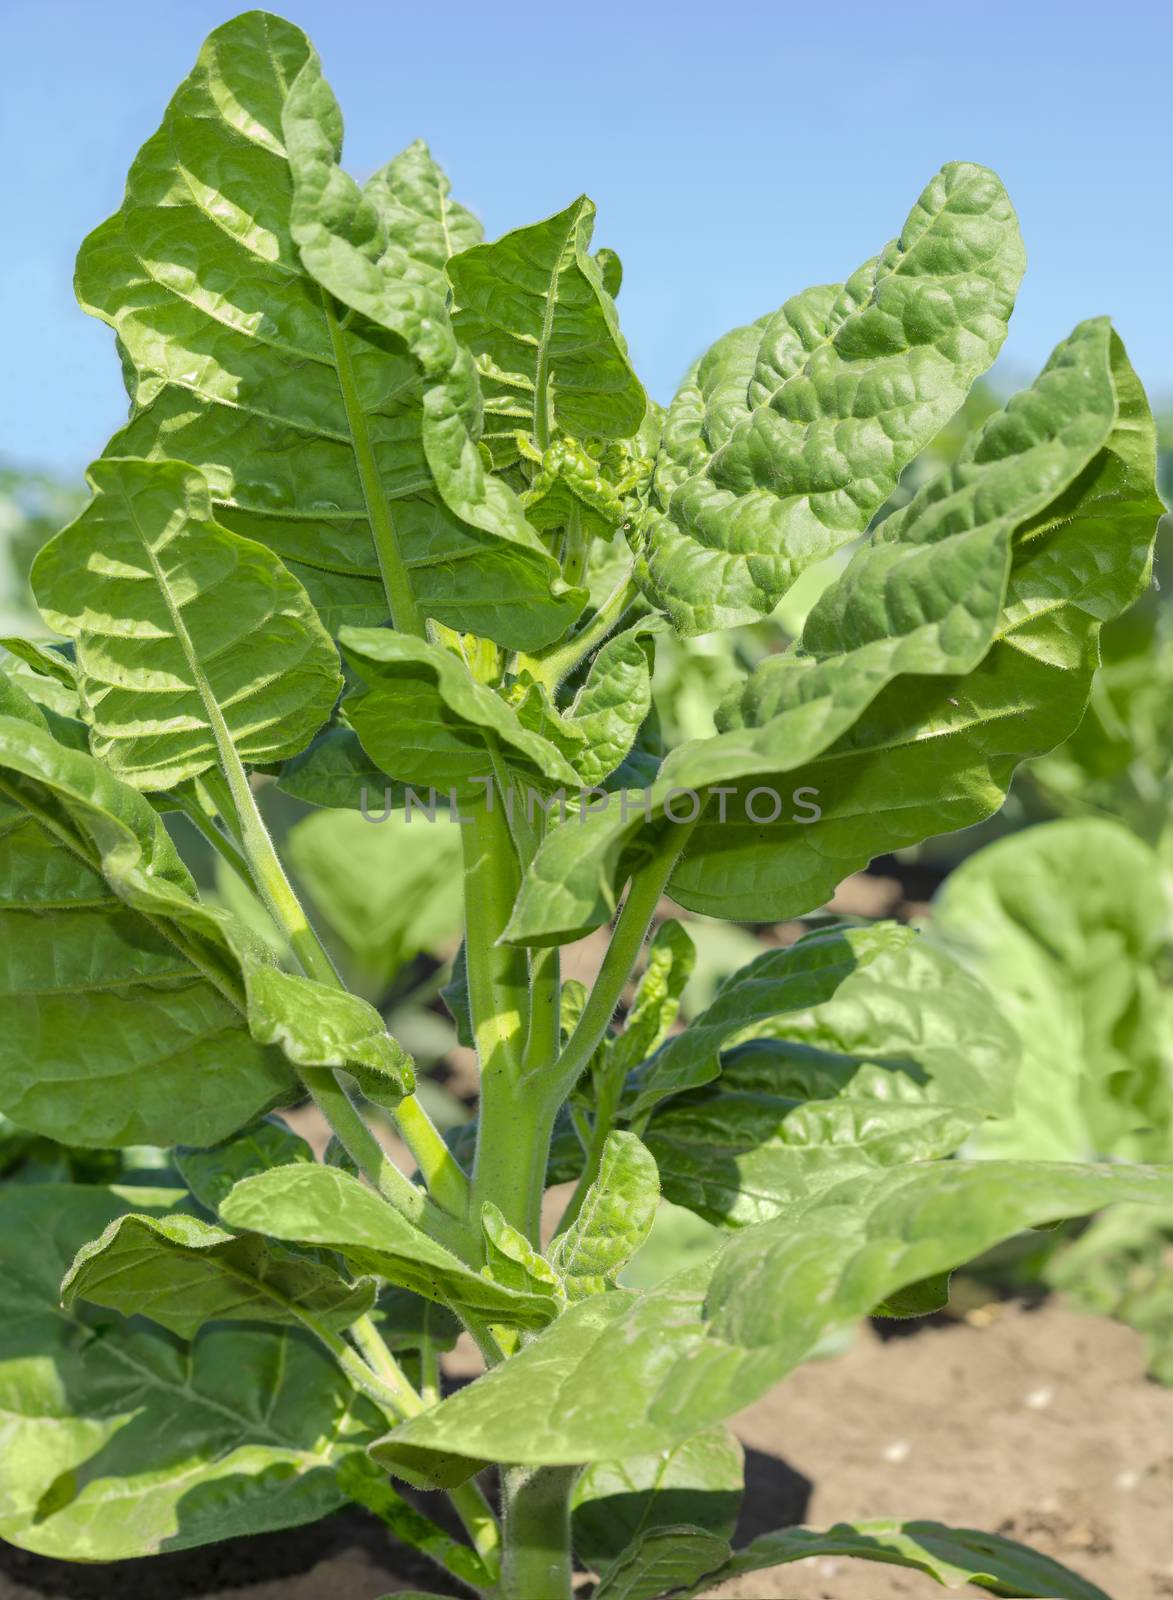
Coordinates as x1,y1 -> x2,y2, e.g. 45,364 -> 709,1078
3,0 -> 1169,477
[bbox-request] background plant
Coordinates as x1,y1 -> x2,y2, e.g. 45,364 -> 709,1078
0,13 -> 1170,1600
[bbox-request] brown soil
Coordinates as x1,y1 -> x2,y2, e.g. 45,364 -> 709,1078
2,1300 -> 1169,1600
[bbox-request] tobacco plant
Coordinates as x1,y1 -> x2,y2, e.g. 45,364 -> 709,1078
1,13 -> 1170,1598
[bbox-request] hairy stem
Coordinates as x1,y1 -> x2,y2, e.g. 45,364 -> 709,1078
499,1466 -> 578,1600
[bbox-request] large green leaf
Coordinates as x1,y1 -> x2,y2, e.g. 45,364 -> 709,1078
0,716 -> 296,1146
931,818 -> 1171,1161
0,1183 -> 380,1559
636,924 -> 1018,1224
33,457 -> 341,791
374,1160 -> 1173,1472
507,320 -> 1161,942
448,196 -> 646,461
572,1423 -> 743,1573
77,11 -> 577,649
687,1519 -> 1111,1599
61,1207 -> 374,1337
220,1162 -> 558,1327
638,162 -> 1025,632
341,627 -> 581,795
549,1132 -> 659,1299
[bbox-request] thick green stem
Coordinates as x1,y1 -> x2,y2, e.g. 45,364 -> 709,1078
522,945 -> 561,1076
463,793 -> 559,1241
473,1086 -> 559,1247
499,1466 -> 578,1600
462,794 -> 530,1084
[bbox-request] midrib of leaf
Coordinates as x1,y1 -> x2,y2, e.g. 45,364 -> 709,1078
532,211 -> 578,451
323,296 -> 425,637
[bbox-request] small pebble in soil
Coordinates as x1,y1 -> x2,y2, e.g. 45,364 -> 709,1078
881,1439 -> 911,1463
1024,1385 -> 1054,1409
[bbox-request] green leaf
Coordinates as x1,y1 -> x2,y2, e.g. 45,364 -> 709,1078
341,627 -> 581,795
482,1202 -> 565,1303
448,195 -> 646,459
373,1160 -> 1173,1470
693,1519 -> 1111,1599
637,924 -> 1019,1224
566,623 -> 657,787
0,635 -> 76,688
638,162 -> 1025,632
931,817 -> 1171,1161
593,1528 -> 731,1600
628,922 -> 902,1118
33,457 -> 342,791
440,940 -> 474,1049
2,640 -> 88,749
221,1162 -> 558,1327
61,1207 -> 374,1338
243,963 -> 414,1107
287,805 -> 464,988
0,716 -> 296,1147
78,12 -> 576,649
507,320 -> 1161,942
595,247 -> 623,298
177,1114 -> 314,1213
520,435 -> 632,539
548,1132 -> 659,1300
610,917 -> 696,1078
376,1286 -> 462,1353
362,139 -> 483,288
281,44 -> 586,644
572,1423 -> 742,1573
278,724 -> 402,811
0,1183 -> 379,1558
